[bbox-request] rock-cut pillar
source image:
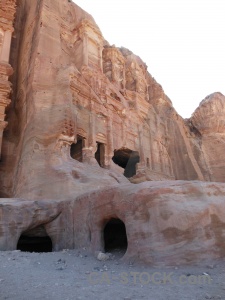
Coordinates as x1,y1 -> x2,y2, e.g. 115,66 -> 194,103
0,0 -> 16,158
82,101 -> 97,164
106,115 -> 114,168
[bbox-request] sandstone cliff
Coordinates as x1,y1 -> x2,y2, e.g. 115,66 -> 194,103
189,92 -> 225,182
0,0 -> 224,200
0,0 -> 225,266
1,181 -> 225,265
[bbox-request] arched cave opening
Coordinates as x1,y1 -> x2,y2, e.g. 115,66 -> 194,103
17,236 -> 52,253
104,218 -> 128,254
70,135 -> 84,162
17,226 -> 52,253
112,148 -> 140,178
95,142 -> 105,167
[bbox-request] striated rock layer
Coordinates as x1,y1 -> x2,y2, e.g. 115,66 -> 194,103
0,0 -> 16,157
189,92 -> 225,182
0,0 -> 224,199
0,0 -> 224,265
1,181 -> 225,265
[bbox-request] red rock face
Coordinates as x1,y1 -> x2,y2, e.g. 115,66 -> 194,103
189,92 -> 225,182
1,181 -> 225,265
0,0 -> 225,265
0,0 -> 16,156
0,0 -> 224,200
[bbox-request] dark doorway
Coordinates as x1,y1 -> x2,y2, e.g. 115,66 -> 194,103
112,147 -> 140,178
70,135 -> 84,162
95,142 -> 105,167
104,218 -> 128,254
17,235 -> 52,253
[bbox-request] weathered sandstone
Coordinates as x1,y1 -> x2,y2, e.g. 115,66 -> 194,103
1,181 -> 225,265
0,0 -> 224,265
189,92 -> 225,182
0,0 -> 224,200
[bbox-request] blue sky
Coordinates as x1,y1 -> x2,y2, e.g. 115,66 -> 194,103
73,0 -> 225,118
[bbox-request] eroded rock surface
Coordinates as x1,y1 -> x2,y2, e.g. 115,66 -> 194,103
189,92 -> 225,182
0,0 -> 225,266
1,181 -> 225,265
0,0 -> 224,200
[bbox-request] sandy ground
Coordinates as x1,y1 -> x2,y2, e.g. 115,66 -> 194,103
0,249 -> 225,300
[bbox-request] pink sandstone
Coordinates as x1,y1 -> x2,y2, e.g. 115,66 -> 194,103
0,0 -> 224,265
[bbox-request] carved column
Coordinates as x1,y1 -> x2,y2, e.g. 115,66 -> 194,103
88,101 -> 95,148
82,100 -> 97,164
98,46 -> 103,71
0,0 -> 16,158
82,32 -> 88,66
136,124 -> 146,175
106,114 -> 114,168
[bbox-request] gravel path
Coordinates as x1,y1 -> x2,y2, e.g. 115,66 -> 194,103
0,249 -> 225,300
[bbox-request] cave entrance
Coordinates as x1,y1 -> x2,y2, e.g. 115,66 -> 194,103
17,235 -> 52,253
70,135 -> 85,162
95,142 -> 105,167
104,218 -> 128,254
112,147 -> 140,178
